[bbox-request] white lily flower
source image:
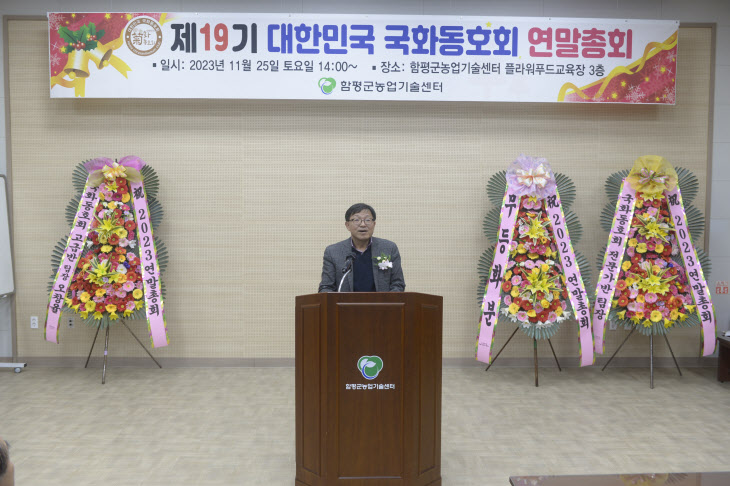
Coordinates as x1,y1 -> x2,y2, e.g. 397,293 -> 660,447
378,261 -> 393,270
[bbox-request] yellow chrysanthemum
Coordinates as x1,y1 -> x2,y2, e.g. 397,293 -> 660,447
636,243 -> 647,254
540,299 -> 550,308
133,289 -> 143,299
540,264 -> 549,272
119,229 -> 128,238
655,243 -> 665,253
79,292 -> 91,303
555,307 -> 563,316
508,303 -> 519,314
95,288 -> 106,297
101,245 -> 113,253
108,202 -> 117,210
527,309 -> 537,317
650,310 -> 663,322
510,286 -> 520,298
505,270 -> 513,280
105,304 -> 117,313
628,238 -> 638,248
636,294 -> 646,303
121,193 -> 130,203
517,244 -> 527,254
621,261 -> 632,271
85,301 -> 96,312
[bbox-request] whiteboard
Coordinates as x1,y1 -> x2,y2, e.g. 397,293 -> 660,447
0,175 -> 14,296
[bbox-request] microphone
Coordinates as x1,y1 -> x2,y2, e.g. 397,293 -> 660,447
338,255 -> 355,292
342,255 -> 355,274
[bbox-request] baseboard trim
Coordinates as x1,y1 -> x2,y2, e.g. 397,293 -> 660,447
443,356 -> 718,368
3,356 -> 718,368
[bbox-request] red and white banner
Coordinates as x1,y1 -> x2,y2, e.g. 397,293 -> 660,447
49,12 -> 678,103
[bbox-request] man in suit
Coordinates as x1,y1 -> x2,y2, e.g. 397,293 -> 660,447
318,203 -> 405,293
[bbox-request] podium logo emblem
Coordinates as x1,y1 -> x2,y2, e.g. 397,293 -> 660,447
358,356 -> 383,380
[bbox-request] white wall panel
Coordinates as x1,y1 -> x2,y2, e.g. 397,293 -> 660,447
543,0 -> 619,19
662,0 -> 730,22
713,142 -> 730,180
713,104 -> 730,143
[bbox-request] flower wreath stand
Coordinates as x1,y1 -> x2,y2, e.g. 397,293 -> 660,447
45,157 -> 169,383
593,156 -> 715,388
476,156 -> 594,386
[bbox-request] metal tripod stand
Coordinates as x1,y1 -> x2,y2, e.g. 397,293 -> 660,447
601,328 -> 682,389
84,319 -> 161,384
485,327 -> 562,387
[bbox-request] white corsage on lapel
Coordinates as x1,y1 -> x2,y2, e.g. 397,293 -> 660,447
374,252 -> 392,270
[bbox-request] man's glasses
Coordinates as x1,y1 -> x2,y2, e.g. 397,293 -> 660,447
348,218 -> 374,226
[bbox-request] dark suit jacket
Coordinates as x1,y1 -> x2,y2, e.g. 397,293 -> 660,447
318,237 -> 405,292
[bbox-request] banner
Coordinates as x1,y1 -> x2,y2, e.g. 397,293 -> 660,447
49,12 -> 678,103
476,189 -> 519,363
592,179 -> 636,353
544,191 -> 594,366
45,183 -> 100,343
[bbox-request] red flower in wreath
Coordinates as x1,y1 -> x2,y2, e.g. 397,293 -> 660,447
617,295 -> 629,307
125,220 -> 137,231
502,281 -> 512,292
108,234 -> 120,245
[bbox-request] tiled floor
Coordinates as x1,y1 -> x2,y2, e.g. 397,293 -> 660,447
1,365 -> 728,485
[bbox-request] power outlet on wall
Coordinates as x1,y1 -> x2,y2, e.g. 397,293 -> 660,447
67,316 -> 74,328
30,316 -> 38,329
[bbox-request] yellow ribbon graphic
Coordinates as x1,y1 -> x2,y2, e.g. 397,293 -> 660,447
558,31 -> 678,102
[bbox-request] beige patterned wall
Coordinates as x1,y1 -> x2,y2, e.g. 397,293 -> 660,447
8,20 -> 712,361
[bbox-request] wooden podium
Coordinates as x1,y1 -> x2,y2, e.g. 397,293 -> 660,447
295,292 -> 443,486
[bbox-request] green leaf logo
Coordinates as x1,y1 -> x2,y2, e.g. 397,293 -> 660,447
358,356 -> 383,380
319,77 -> 336,95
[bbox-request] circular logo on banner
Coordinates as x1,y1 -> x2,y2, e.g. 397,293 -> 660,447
358,356 -> 383,380
319,77 -> 336,95
125,17 -> 163,56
